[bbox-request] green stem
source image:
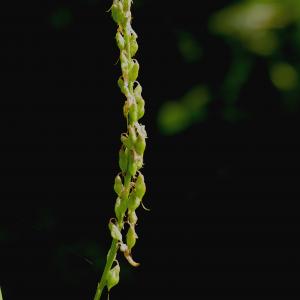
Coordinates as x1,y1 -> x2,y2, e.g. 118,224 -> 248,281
93,240 -> 118,300
93,174 -> 131,300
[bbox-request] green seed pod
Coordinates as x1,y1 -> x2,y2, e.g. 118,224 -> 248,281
135,172 -> 146,199
127,150 -> 137,177
127,190 -> 141,211
109,221 -> 122,241
136,97 -> 145,120
119,146 -> 128,173
123,0 -> 132,12
120,51 -> 129,72
111,2 -> 125,25
128,210 -> 138,225
107,262 -> 120,291
114,175 -> 123,196
117,77 -> 130,97
128,102 -> 138,124
128,125 -> 137,147
128,60 -> 139,82
136,156 -> 143,170
116,31 -> 125,50
126,224 -> 138,251
135,134 -> 146,155
134,83 -> 142,97
114,197 -> 126,221
119,187 -> 129,202
130,34 -> 138,57
121,134 -> 131,149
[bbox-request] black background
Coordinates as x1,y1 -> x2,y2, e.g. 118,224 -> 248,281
1,0 -> 300,299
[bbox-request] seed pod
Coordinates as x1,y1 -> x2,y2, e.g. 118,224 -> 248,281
136,97 -> 145,120
119,147 -> 128,173
134,83 -> 142,98
120,51 -> 129,72
135,134 -> 146,155
128,102 -> 138,124
114,175 -> 123,196
127,150 -> 137,176
127,190 -> 141,211
126,224 -> 138,251
135,172 -> 146,199
128,210 -> 138,225
114,197 -> 126,221
128,60 -> 139,82
136,156 -> 143,170
106,262 -> 120,291
123,0 -> 132,12
116,31 -> 125,50
109,221 -> 122,241
130,34 -> 138,57
128,126 -> 137,147
119,187 -> 129,202
118,77 -> 129,96
111,2 -> 125,25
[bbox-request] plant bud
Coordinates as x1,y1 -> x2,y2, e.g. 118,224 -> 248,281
120,51 -> 129,72
136,156 -> 143,170
136,97 -> 145,120
123,0 -> 132,12
128,102 -> 138,124
135,134 -> 146,155
126,224 -> 138,251
116,31 -> 125,50
135,172 -> 146,199
128,210 -> 138,225
118,77 -> 129,96
128,60 -> 139,82
134,83 -> 142,97
111,2 -> 125,25
119,147 -> 128,173
114,175 -> 123,196
127,190 -> 141,211
128,125 -> 137,146
109,221 -> 122,241
114,197 -> 126,221
106,262 -> 120,291
119,187 -> 129,202
127,150 -> 137,176
130,34 -> 138,57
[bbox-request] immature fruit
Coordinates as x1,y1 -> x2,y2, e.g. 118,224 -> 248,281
114,197 -> 126,221
128,210 -> 138,225
127,150 -> 137,176
123,0 -> 132,12
135,134 -> 146,155
128,125 -> 137,147
135,172 -> 146,199
128,102 -> 138,124
109,221 -> 122,241
126,224 -> 138,251
130,34 -> 138,57
114,175 -> 123,196
111,2 -> 125,25
136,97 -> 145,120
128,60 -> 139,82
127,190 -> 141,211
119,147 -> 128,173
107,262 -> 120,291
116,31 -> 125,50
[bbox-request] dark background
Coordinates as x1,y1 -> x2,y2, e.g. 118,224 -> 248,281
1,0 -> 300,299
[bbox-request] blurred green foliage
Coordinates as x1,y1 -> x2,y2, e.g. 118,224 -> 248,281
158,85 -> 210,135
158,0 -> 300,134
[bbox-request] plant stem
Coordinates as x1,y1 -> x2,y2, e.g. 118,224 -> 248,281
93,240 -> 118,300
93,174 -> 131,300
